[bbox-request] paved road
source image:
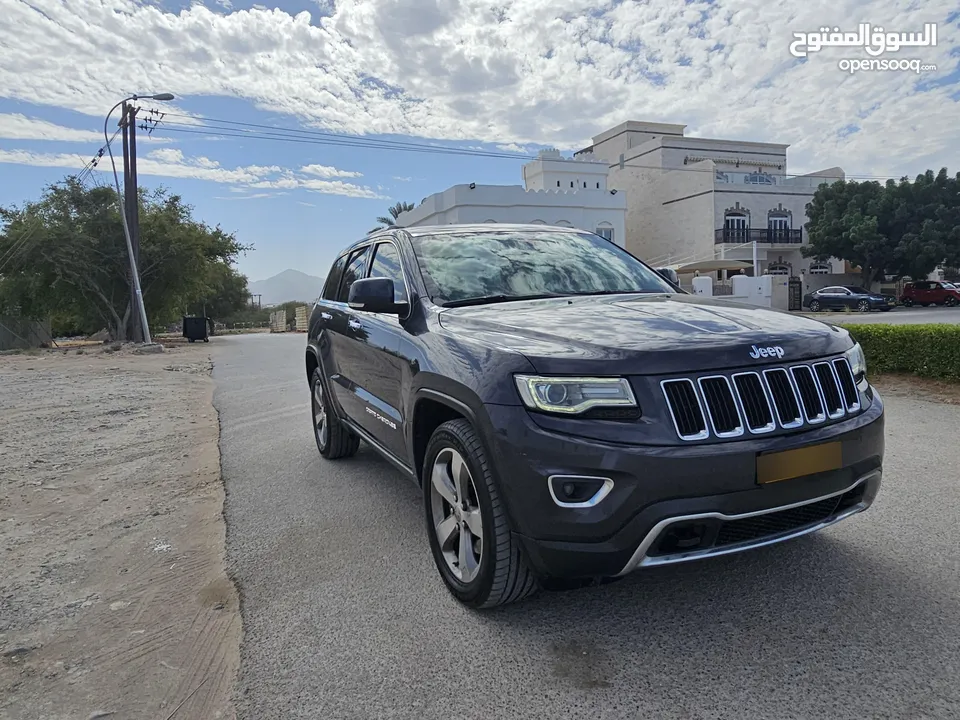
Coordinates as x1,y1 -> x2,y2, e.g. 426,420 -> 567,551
214,333 -> 960,720
798,306 -> 960,324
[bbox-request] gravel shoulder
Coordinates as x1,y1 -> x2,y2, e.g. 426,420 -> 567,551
0,343 -> 240,720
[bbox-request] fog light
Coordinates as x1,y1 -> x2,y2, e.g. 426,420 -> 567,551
548,475 -> 614,508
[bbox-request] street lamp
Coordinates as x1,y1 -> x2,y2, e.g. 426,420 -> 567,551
104,92 -> 175,345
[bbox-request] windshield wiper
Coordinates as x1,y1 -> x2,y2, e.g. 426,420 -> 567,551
440,293 -> 567,308
564,289 -> 667,297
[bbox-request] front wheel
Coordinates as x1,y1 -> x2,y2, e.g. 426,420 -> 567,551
945,297 -> 958,307
310,368 -> 359,459
857,300 -> 871,312
901,297 -> 914,307
423,419 -> 538,609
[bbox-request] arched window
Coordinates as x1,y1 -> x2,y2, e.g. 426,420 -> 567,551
767,263 -> 790,275
483,219 -> 498,223
595,222 -> 614,242
723,212 -> 748,242
555,220 -> 573,227
809,262 -> 831,275
744,170 -> 775,185
530,219 -> 546,224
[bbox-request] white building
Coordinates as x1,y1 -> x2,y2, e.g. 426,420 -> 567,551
575,121 -> 845,278
395,150 -> 626,245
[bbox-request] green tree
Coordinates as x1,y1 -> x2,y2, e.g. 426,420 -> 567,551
0,177 -> 252,340
803,169 -> 960,285
369,201 -> 415,234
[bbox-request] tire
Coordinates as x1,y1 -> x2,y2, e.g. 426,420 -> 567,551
423,419 -> 538,609
901,298 -> 913,307
809,300 -> 821,312
946,297 -> 958,307
310,367 -> 359,459
857,300 -> 870,312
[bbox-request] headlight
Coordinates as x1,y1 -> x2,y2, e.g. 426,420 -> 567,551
844,342 -> 867,390
514,375 -> 637,414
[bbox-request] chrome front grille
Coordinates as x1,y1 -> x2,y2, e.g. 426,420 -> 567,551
661,357 -> 861,441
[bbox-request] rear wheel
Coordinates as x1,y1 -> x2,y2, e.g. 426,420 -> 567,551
809,300 -> 821,312
310,367 -> 359,459
901,297 -> 914,307
423,419 -> 538,609
857,300 -> 870,312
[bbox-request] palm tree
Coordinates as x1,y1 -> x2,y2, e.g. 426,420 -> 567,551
369,201 -> 416,234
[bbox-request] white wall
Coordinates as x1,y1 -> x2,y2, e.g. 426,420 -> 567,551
523,151 -> 610,192
395,184 -> 627,247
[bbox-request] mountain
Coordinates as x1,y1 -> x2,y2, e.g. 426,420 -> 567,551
248,269 -> 325,306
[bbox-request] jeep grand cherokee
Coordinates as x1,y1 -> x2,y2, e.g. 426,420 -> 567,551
305,224 -> 884,609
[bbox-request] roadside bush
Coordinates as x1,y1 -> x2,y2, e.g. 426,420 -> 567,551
837,324 -> 960,380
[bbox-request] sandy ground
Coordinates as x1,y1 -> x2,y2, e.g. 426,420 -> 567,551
0,343 -> 240,720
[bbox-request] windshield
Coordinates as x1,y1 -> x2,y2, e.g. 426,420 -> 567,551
409,230 -> 676,305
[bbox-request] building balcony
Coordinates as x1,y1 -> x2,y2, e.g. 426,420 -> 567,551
715,228 -> 802,245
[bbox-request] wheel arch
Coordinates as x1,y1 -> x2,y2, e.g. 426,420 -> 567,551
412,388 -> 487,487
305,346 -> 319,387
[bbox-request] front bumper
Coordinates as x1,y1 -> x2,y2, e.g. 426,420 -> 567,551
482,387 -> 884,580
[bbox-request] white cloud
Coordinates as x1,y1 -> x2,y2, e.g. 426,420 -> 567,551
0,1 -> 956,178
0,148 -> 388,199
0,112 -> 169,144
393,176 -> 412,181
301,163 -> 363,178
215,0 -> 233,9
496,143 -> 527,154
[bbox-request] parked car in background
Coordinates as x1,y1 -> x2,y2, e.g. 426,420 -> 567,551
899,281 -> 960,307
802,286 -> 897,312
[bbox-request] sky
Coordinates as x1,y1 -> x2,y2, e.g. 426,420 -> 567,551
0,0 -> 957,283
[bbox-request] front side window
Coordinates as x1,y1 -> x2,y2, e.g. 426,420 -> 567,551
409,230 -> 675,306
368,242 -> 409,303
337,247 -> 369,303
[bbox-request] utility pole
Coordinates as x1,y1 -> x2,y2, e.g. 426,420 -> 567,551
120,103 -> 140,342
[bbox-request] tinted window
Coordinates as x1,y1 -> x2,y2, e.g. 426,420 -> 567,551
368,242 -> 408,303
820,287 -> 843,294
338,247 -> 369,303
322,255 -> 347,300
409,230 -> 674,305
844,286 -> 868,294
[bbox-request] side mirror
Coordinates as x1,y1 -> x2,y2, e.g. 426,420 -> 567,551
348,277 -> 408,315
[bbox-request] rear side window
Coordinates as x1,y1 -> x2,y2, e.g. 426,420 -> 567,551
338,247 -> 369,302
321,255 -> 348,300
368,242 -> 409,303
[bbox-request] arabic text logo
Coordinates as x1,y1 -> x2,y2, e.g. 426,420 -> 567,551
790,23 -> 937,59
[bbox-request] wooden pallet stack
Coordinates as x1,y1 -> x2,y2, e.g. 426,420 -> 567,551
269,310 -> 287,333
295,306 -> 309,332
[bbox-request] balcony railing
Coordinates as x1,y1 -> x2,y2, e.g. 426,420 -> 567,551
715,228 -> 803,244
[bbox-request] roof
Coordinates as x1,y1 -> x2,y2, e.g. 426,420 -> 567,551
399,223 -> 585,237
675,259 -> 754,273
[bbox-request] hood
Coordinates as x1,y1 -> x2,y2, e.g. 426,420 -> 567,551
437,293 -> 853,375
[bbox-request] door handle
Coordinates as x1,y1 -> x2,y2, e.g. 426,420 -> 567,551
320,312 -> 332,320
347,319 -> 362,331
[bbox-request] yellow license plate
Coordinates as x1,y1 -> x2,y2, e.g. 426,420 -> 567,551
756,442 -> 843,485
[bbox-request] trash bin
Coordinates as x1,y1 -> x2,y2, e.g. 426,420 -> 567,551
182,316 -> 209,343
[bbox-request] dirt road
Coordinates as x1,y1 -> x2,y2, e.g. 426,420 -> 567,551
0,343 -> 240,720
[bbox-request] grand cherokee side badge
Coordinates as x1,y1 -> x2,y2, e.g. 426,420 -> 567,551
750,344 -> 785,359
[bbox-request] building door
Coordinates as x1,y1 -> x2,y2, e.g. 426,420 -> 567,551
788,276 -> 802,311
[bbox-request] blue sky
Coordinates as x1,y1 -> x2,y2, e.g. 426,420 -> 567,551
0,0 -> 957,281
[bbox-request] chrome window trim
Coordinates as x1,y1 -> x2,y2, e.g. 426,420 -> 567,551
731,371 -> 777,434
696,375 -> 744,438
615,470 -> 879,576
660,379 -> 710,441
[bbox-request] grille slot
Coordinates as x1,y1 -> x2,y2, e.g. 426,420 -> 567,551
714,496 -> 842,547
698,376 -> 743,437
732,372 -> 775,433
661,380 -> 708,440
763,368 -> 803,428
790,365 -> 826,423
814,362 -> 845,419
833,358 -> 860,411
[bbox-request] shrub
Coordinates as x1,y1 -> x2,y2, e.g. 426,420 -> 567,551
837,323 -> 960,380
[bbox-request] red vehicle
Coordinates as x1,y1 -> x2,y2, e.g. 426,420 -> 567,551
899,281 -> 960,307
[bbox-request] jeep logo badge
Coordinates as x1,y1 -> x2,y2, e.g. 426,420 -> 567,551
750,344 -> 785,359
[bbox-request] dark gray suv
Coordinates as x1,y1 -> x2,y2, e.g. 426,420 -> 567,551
305,224 -> 884,609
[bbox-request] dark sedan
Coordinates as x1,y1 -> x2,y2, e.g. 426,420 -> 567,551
803,285 -> 897,312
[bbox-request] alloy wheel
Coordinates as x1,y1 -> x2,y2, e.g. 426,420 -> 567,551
857,300 -> 870,312
429,447 -> 483,583
312,379 -> 327,451
810,301 -> 820,312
